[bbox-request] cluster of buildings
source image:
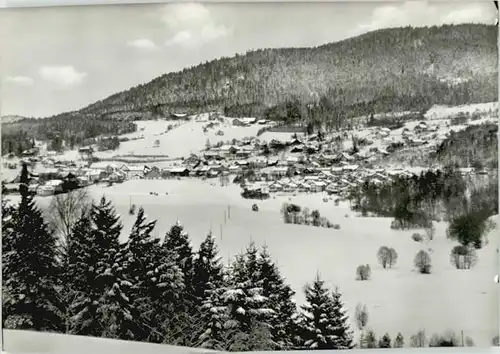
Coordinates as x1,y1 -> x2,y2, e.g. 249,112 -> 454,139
2,116 -> 482,199
244,166 -> 419,197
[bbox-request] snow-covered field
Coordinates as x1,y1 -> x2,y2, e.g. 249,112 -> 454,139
10,178 -> 498,347
95,118 -> 270,159
424,102 -> 497,120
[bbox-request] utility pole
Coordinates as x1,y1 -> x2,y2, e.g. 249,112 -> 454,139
461,330 -> 464,347
228,205 -> 231,219
220,224 -> 223,240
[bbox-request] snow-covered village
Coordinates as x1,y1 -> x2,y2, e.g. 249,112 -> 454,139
1,2 -> 499,353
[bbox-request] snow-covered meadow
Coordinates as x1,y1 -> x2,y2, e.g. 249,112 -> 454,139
11,178 -> 498,347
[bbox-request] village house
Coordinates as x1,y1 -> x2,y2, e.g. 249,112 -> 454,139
228,165 -> 242,174
342,164 -> 359,172
203,151 -> 222,161
269,139 -> 286,150
235,147 -> 253,159
286,156 -> 300,166
290,144 -> 304,153
22,147 -> 39,157
266,158 -> 279,167
261,166 -> 288,181
144,166 -> 161,179
268,180 -> 283,193
170,167 -> 190,177
219,145 -> 239,159
333,152 -> 355,164
171,113 -> 188,119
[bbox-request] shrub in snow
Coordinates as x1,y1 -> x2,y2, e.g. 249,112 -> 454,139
393,332 -> 405,348
378,333 -> 392,348
354,303 -> 368,330
362,329 -> 377,348
465,336 -> 475,347
450,245 -> 477,269
377,246 -> 397,269
412,233 -> 424,242
410,329 -> 428,347
429,330 -> 460,347
414,250 -> 432,274
356,264 -> 371,281
492,336 -> 499,346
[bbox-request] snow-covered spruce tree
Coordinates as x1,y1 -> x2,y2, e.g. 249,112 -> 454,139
2,163 -> 63,331
223,253 -> 251,332
161,220 -> 199,345
193,230 -> 225,305
63,211 -> 96,334
257,245 -> 297,350
296,274 -> 354,350
2,182 -> 17,329
164,221 -> 195,298
147,237 -> 185,344
69,196 -> 139,339
222,244 -> 274,346
379,333 -> 392,348
194,231 -> 229,349
197,252 -> 232,349
393,332 -> 405,348
330,287 -> 355,349
119,207 -> 159,341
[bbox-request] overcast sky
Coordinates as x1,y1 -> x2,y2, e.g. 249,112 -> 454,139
0,1 -> 496,118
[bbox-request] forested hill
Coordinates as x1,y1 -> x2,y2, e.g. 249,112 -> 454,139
80,24 -> 497,120
1,24 -> 497,153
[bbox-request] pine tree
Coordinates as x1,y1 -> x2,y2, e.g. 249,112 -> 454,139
68,196 -> 138,339
2,163 -> 63,331
223,253 -> 253,332
161,220 -> 197,345
193,230 -> 224,304
2,183 -> 17,329
394,332 -> 405,348
223,243 -> 274,335
330,287 -> 355,349
257,245 -> 297,350
148,240 -> 185,344
63,211 -> 94,334
379,333 -> 392,348
119,207 -> 159,340
244,242 -> 274,326
164,221 -> 195,299
363,329 -> 378,348
297,274 -> 353,350
193,231 -> 226,348
198,265 -> 231,350
93,198 -> 139,340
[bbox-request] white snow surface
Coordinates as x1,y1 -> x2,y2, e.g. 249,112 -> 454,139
10,177 -> 498,347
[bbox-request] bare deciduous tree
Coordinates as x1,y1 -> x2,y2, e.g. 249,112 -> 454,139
377,246 -> 397,269
388,248 -> 398,267
429,330 -> 460,347
47,188 -> 90,253
425,223 -> 436,240
355,303 -> 369,330
410,329 -> 428,347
